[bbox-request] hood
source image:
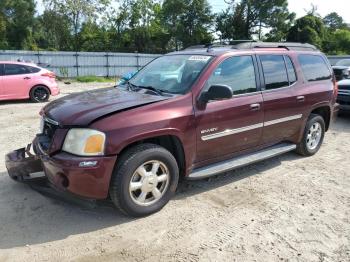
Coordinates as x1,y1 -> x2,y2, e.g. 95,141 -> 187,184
43,87 -> 169,126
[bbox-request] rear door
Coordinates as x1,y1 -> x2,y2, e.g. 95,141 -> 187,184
258,54 -> 303,145
194,55 -> 264,163
2,64 -> 34,99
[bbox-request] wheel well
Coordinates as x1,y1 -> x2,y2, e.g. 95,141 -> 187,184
30,85 -> 51,96
119,135 -> 186,177
311,106 -> 330,131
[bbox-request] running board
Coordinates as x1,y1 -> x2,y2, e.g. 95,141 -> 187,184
188,143 -> 297,180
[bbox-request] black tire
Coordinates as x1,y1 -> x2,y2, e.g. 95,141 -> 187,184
296,114 -> 325,156
110,143 -> 179,217
30,85 -> 50,103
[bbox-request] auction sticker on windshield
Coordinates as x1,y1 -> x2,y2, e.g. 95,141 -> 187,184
188,56 -> 211,62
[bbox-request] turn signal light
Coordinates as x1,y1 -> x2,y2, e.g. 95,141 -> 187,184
84,134 -> 105,154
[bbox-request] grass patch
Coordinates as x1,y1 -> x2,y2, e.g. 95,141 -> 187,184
75,76 -> 116,83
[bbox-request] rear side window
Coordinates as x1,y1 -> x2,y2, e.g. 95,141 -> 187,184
284,56 -> 297,84
0,64 -> 4,76
207,55 -> 257,95
298,55 -> 332,82
4,64 -> 30,75
27,66 -> 41,73
260,55 -> 289,90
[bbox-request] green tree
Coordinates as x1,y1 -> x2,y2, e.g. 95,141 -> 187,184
287,15 -> 326,49
323,12 -> 347,30
0,0 -> 36,49
217,0 -> 294,41
162,0 -> 213,49
34,10 -> 73,50
44,0 -> 110,51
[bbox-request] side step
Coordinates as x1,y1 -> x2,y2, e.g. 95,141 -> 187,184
187,143 -> 296,180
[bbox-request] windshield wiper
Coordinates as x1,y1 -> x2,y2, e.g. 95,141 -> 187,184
126,81 -> 138,91
137,85 -> 164,96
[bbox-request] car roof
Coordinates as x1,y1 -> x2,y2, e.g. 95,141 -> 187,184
166,42 -> 321,57
166,47 -> 321,57
0,61 -> 39,67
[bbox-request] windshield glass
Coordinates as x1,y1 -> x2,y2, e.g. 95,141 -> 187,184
128,54 -> 212,94
336,59 -> 350,66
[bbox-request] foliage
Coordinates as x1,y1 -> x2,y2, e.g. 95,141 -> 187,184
0,0 -> 349,54
217,0 -> 295,41
286,15 -> 326,49
75,75 -> 115,82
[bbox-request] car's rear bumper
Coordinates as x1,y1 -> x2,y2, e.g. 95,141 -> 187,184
5,139 -> 117,199
49,82 -> 60,96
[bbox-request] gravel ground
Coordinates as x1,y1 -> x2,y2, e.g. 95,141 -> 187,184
0,82 -> 349,262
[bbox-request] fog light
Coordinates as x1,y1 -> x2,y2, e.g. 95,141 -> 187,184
79,161 -> 98,168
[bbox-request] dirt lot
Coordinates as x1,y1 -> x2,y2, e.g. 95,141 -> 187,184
0,82 -> 349,262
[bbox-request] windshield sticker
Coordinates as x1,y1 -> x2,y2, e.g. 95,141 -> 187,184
188,56 -> 211,62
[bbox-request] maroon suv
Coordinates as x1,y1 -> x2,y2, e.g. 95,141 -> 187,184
6,42 -> 339,217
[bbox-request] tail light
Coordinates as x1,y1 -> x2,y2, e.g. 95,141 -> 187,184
41,72 -> 56,78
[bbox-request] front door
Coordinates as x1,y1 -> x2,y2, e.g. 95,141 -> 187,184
2,63 -> 33,99
194,55 -> 264,163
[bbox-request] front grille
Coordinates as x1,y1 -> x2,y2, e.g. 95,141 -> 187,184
40,117 -> 59,151
338,85 -> 350,91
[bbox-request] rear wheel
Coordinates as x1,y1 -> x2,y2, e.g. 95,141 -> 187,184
109,143 -> 179,217
30,85 -> 50,103
296,114 -> 325,156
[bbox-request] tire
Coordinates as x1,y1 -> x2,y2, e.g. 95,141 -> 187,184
30,85 -> 50,103
109,143 -> 179,217
296,114 -> 325,156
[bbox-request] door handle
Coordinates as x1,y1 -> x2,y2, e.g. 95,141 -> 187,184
297,96 -> 305,102
250,103 -> 261,111
23,77 -> 31,80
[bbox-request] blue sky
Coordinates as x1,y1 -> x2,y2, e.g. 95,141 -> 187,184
35,0 -> 350,22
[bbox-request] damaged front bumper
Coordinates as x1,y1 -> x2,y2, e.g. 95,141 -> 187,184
5,138 -> 117,201
5,144 -> 45,183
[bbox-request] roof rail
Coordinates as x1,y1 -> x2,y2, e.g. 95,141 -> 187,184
233,42 -> 318,51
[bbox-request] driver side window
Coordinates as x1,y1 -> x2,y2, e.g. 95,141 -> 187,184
207,56 -> 257,96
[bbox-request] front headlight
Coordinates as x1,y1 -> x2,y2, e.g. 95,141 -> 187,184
62,129 -> 106,156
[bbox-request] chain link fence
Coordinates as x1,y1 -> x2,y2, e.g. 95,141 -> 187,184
0,50 -> 161,78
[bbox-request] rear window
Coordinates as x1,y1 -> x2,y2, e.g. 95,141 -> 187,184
298,55 -> 332,82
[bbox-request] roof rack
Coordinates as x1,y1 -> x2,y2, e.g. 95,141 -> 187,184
233,42 -> 318,51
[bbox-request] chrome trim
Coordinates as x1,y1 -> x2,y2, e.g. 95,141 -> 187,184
43,116 -> 59,126
264,114 -> 302,127
201,114 -> 303,141
188,143 -> 297,180
201,123 -> 263,141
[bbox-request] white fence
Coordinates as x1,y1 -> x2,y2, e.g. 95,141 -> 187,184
0,50 -> 348,77
0,50 -> 160,77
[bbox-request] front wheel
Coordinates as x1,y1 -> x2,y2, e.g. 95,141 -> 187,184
109,143 -> 179,217
296,114 -> 325,156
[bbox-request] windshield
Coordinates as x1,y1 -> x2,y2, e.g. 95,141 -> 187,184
129,54 -> 212,94
336,59 -> 350,66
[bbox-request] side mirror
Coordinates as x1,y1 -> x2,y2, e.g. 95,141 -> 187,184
200,84 -> 233,103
